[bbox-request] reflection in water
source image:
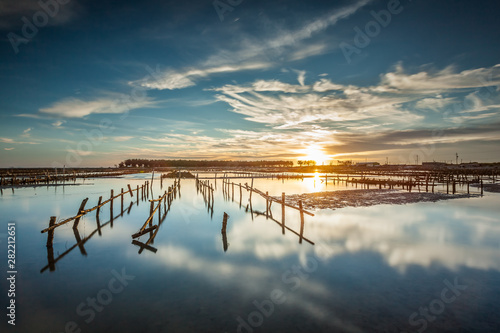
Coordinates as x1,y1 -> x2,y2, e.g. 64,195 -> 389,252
7,175 -> 498,333
221,212 -> 229,252
42,197 -> 139,273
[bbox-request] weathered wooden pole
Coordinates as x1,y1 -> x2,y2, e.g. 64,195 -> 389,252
265,191 -> 269,218
73,198 -> 89,229
110,189 -> 114,227
281,192 -> 286,235
249,177 -> 254,203
128,184 -> 133,197
46,216 -> 56,247
96,196 -> 102,218
121,188 -> 124,215
299,200 -> 305,244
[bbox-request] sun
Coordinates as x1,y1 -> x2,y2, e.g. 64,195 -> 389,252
303,146 -> 328,165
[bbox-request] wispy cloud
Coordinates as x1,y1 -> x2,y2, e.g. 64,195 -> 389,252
136,63 -> 269,90
39,96 -> 158,118
138,0 -> 371,90
0,137 -> 39,145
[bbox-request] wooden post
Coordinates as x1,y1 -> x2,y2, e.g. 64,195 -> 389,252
96,196 -> 102,218
110,189 -> 114,227
46,216 -> 56,247
232,183 -> 234,201
121,188 -> 124,215
299,200 -> 305,244
221,212 -> 229,252
73,198 -> 89,229
128,184 -> 133,197
281,192 -> 285,235
249,177 -> 254,203
239,183 -> 242,207
265,191 -> 269,218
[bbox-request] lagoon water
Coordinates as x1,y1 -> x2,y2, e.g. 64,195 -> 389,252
1,173 -> 499,332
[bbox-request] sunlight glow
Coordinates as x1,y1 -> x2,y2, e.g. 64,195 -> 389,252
303,146 -> 329,165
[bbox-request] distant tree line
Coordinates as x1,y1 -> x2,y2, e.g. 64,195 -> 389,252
119,159 -> 294,168
297,160 -> 316,167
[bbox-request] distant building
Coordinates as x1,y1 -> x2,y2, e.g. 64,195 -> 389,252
422,162 -> 447,169
355,162 -> 380,167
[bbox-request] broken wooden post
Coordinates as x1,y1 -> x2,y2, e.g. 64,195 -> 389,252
121,188 -> 124,215
96,196 -> 102,218
221,212 -> 229,252
110,189 -> 114,227
46,216 -> 56,247
281,192 -> 285,235
266,191 -> 269,218
128,184 -> 133,197
73,198 -> 89,229
249,177 -> 254,203
299,200 -> 305,244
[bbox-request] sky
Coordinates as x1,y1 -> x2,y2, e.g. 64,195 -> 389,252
1,0 -> 500,167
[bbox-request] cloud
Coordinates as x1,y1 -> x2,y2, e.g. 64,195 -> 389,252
39,96 -> 157,118
212,63 -> 500,130
112,136 -> 134,142
138,0 -> 371,90
294,69 -> 307,86
0,0 -> 81,30
137,62 -> 270,90
378,63 -> 500,93
0,137 -> 39,145
52,120 -> 65,127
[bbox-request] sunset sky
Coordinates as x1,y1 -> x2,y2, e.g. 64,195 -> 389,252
1,0 -> 500,167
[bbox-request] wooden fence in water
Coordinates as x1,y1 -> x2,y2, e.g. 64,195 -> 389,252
220,176 -> 315,245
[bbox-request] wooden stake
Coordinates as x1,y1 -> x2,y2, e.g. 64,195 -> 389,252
47,216 -> 56,247
299,200 -> 304,244
73,198 -> 89,229
281,192 -> 285,235
96,196 -> 102,218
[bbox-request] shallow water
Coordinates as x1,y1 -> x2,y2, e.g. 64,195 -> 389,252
0,173 -> 499,332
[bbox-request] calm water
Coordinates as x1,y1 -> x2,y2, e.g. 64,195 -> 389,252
1,173 -> 499,332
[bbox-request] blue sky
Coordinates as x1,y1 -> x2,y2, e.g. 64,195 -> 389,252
1,0 -> 500,167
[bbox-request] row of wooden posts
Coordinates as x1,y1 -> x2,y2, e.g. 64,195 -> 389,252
221,177 -> 315,245
41,179 -> 182,271
131,180 -> 180,240
0,170 -> 127,187
42,181 -> 154,245
319,173 -> 484,195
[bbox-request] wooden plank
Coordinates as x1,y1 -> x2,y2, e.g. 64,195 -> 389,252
132,225 -> 158,238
